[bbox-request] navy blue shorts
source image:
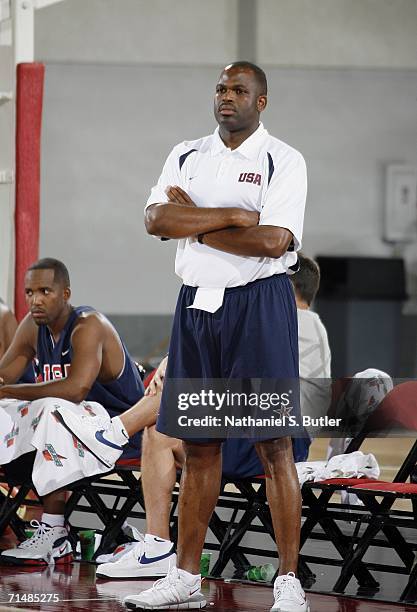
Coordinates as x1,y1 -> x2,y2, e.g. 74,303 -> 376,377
157,274 -> 300,444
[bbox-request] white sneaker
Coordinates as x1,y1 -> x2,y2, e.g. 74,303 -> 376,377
96,540 -> 141,564
53,408 -> 125,468
0,521 -> 73,567
96,524 -> 145,563
123,565 -> 206,610
97,534 -> 176,580
271,572 -> 310,612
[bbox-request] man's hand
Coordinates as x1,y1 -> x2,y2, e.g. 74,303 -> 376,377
145,356 -> 168,396
237,210 -> 260,228
166,186 -> 196,207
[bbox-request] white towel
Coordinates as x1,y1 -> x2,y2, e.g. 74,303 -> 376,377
296,451 -> 380,486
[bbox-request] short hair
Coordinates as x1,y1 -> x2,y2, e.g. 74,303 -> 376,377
27,258 -> 70,288
290,254 -> 321,306
223,61 -> 267,95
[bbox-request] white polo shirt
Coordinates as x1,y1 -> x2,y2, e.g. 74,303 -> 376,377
146,123 -> 307,288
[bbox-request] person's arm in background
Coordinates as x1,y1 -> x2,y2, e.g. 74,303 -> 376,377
0,302 -> 18,360
0,314 -> 36,384
0,316 -> 105,402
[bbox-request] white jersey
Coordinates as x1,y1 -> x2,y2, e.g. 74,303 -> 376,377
146,123 -> 307,288
297,309 -> 331,379
297,309 -> 332,423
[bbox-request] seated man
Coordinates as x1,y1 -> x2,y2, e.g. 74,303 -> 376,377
0,258 -> 147,565
290,253 -> 332,443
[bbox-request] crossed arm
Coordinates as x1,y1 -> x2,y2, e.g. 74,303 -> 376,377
145,186 -> 293,259
0,315 -> 104,403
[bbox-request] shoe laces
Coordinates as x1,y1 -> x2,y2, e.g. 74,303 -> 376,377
152,563 -> 179,591
274,572 -> 301,600
19,520 -> 52,549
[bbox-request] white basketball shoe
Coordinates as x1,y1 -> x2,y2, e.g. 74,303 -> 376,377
0,521 -> 73,566
271,572 -> 310,611
53,408 -> 125,468
123,565 -> 206,610
97,534 -> 176,580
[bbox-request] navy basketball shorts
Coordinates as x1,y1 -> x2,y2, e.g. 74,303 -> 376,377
157,273 -> 300,443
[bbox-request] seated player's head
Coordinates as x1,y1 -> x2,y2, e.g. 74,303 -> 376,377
290,253 -> 321,308
25,258 -> 71,326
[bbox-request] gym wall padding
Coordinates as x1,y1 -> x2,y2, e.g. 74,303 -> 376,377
14,63 -> 45,321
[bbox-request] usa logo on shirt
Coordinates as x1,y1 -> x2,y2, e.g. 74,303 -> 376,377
238,172 -> 261,186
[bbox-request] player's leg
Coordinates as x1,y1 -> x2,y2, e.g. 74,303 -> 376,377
220,275 -> 309,612
255,437 -> 301,574
123,286 -> 214,609
96,425 -> 181,580
261,442 -> 308,612
177,441 -> 222,573
142,426 -> 184,539
123,441 -> 220,609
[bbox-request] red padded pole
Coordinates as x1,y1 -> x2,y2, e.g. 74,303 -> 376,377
14,62 -> 45,321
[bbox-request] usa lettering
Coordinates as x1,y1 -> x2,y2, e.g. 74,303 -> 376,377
43,363 -> 71,381
238,172 -> 261,186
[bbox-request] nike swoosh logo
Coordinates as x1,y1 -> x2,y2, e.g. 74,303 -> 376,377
139,547 -> 175,565
59,544 -> 67,554
154,537 -> 167,543
189,176 -> 197,180
95,430 -> 124,451
189,588 -> 200,596
62,349 -> 70,356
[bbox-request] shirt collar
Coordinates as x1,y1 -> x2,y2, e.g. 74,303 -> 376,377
211,123 -> 267,160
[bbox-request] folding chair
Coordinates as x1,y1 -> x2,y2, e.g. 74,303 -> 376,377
64,457 -> 146,558
297,381 -> 417,590
0,474 -> 34,541
209,437 -> 315,586
0,453 -> 42,541
328,381 -> 417,595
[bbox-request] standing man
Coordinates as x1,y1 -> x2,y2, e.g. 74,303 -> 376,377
0,257 -> 145,565
126,62 -> 308,612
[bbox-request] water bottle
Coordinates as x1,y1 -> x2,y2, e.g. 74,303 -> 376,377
244,563 -> 275,582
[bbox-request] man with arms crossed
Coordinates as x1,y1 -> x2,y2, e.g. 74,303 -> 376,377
123,62 -> 308,612
0,258 -> 146,565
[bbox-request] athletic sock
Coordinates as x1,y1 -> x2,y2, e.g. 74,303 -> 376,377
41,513 -> 65,528
178,568 -> 201,584
146,533 -> 171,543
110,416 -> 130,446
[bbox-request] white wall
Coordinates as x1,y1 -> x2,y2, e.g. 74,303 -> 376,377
35,0 -> 417,69
35,0 -> 238,65
259,0 -> 417,68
